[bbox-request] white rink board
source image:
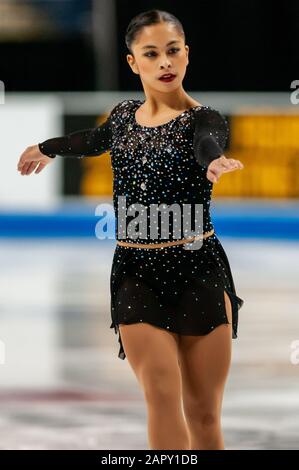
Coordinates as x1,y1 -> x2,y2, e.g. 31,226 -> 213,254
0,94 -> 63,208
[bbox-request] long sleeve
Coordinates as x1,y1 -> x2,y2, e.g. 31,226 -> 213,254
38,107 -> 116,159
193,107 -> 229,168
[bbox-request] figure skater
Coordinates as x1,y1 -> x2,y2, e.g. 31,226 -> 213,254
17,9 -> 244,451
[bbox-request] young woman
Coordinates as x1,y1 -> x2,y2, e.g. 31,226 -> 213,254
17,9 -> 244,451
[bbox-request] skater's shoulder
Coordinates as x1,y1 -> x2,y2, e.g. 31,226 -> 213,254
192,104 -> 229,131
107,100 -> 138,128
110,99 -> 138,117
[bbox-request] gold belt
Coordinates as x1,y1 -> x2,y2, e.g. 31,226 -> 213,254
116,229 -> 215,249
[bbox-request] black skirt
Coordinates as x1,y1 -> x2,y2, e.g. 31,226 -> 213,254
110,232 -> 244,360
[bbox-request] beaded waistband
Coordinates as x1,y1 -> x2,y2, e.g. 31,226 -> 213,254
116,229 -> 215,249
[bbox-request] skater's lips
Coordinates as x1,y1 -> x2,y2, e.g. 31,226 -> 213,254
158,73 -> 176,79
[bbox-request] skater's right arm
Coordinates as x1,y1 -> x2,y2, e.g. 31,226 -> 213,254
17,104 -> 118,175
38,116 -> 112,159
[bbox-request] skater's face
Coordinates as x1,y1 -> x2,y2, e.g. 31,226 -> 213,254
127,22 -> 189,92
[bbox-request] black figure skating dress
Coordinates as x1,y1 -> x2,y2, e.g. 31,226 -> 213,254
39,99 -> 244,360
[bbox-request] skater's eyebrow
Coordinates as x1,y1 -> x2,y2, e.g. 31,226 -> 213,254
141,40 -> 180,50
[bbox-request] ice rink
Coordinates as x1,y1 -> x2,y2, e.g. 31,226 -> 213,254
1,234 -> 298,450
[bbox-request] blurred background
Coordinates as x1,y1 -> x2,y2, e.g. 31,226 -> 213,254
0,0 -> 299,450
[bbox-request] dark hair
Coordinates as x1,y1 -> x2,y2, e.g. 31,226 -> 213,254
125,9 -> 185,54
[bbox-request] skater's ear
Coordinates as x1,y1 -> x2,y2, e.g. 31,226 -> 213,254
185,44 -> 189,65
127,53 -> 140,75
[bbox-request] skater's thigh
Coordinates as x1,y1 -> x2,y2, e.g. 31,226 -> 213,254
119,322 -> 180,385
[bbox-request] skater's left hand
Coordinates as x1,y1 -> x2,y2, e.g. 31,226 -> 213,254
207,155 -> 244,183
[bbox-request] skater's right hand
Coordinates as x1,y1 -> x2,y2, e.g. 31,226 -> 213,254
17,144 -> 54,175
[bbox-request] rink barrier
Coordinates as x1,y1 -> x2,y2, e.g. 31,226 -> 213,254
0,202 -> 299,239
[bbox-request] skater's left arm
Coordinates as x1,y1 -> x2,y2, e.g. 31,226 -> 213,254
193,107 -> 244,183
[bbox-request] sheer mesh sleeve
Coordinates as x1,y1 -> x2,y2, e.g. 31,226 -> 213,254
38,104 -> 118,159
193,107 -> 229,168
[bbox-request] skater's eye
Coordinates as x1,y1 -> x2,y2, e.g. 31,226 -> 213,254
143,48 -> 180,58
168,48 -> 180,54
